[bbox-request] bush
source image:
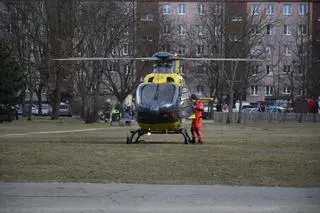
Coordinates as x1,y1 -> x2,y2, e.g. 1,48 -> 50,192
0,104 -> 13,123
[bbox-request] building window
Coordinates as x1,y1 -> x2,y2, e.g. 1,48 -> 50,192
283,65 -> 291,73
266,85 -> 273,96
251,4 -> 260,15
213,3 -> 221,14
162,5 -> 172,14
266,46 -> 272,56
250,46 -> 262,56
298,65 -> 305,75
299,4 -> 307,16
142,33 -> 152,41
229,35 -> 242,42
232,15 -> 242,22
266,24 -> 273,35
198,4 -> 204,15
163,23 -> 171,34
178,4 -> 186,15
163,44 -> 170,52
112,48 -> 117,56
122,43 -> 128,55
197,85 -> 204,94
251,65 -> 259,76
196,45 -> 204,56
299,24 -> 307,35
214,26 -> 220,36
284,24 -> 291,35
125,65 -> 129,75
266,65 -> 273,75
250,86 -> 258,96
178,24 -> 186,35
178,46 -> 185,55
299,88 -> 304,96
284,45 -> 291,56
141,14 -> 153,21
283,4 -> 292,15
283,86 -> 291,94
196,25 -> 203,36
211,45 -> 220,55
109,63 -> 116,71
266,4 -> 274,15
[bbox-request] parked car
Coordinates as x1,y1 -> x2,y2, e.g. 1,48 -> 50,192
32,104 -> 39,115
17,104 -> 23,115
202,103 -> 216,119
59,102 -> 72,117
247,108 -> 260,114
40,104 -> 52,116
267,106 -> 285,113
233,102 -> 252,112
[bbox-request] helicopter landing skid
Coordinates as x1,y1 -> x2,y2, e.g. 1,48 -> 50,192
126,128 -> 193,144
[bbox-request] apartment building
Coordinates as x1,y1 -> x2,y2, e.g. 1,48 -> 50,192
138,1 -> 224,96
311,1 -> 320,98
246,1 -> 313,104
136,0 -> 319,105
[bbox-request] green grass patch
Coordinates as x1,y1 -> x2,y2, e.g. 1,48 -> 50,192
0,118 -> 319,187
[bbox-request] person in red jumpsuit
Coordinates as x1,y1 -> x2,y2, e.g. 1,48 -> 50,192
190,94 -> 204,144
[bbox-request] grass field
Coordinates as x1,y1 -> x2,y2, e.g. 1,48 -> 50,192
0,117 -> 319,187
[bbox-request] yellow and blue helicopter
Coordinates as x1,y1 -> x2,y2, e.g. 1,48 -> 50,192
53,51 -> 261,144
129,51 -> 215,144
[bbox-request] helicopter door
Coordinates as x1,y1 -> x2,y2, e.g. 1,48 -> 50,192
178,86 -> 193,118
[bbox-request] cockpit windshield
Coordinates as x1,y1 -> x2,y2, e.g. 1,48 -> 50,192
137,83 -> 178,107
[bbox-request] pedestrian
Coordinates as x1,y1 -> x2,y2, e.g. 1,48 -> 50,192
222,103 -> 229,113
190,94 -> 205,144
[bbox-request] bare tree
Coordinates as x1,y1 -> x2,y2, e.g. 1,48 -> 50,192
6,1 -> 37,120
45,0 -> 79,119
72,1 -> 138,123
194,2 -> 275,123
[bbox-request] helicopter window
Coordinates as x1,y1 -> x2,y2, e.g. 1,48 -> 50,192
167,77 -> 174,83
140,84 -> 177,106
148,77 -> 154,82
153,63 -> 174,73
180,87 -> 190,107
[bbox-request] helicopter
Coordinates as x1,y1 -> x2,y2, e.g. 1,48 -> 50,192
53,51 -> 262,144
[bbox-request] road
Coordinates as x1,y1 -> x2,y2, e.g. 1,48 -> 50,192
1,182 -> 319,213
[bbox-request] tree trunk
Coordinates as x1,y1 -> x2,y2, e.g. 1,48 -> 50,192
83,92 -> 99,124
51,82 -> 61,120
237,93 -> 243,124
36,89 -> 42,115
226,89 -> 234,124
298,112 -> 303,123
27,89 -> 32,121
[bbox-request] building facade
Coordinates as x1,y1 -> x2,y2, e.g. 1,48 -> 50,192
138,1 -> 320,105
246,1 -> 313,104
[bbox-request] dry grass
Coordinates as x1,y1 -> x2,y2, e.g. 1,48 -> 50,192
0,118 -> 319,187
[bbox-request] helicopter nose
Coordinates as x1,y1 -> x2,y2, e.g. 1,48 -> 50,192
150,104 -> 160,112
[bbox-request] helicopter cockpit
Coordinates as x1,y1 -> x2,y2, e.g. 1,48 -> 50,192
135,83 -> 180,123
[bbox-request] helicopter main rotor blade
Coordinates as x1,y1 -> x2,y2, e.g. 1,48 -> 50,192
51,57 -> 157,61
52,56 -> 264,62
178,57 -> 264,62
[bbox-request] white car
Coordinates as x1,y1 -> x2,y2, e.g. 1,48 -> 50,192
31,105 -> 38,115
59,102 -> 72,117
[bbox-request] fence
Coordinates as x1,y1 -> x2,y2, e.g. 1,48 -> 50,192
211,111 -> 320,123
